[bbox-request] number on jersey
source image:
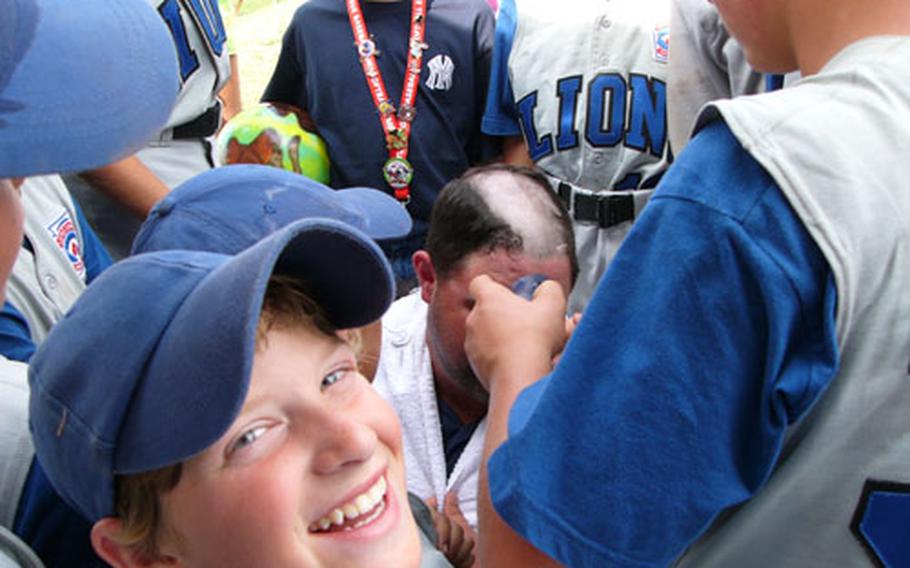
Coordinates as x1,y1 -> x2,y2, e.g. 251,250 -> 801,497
158,0 -> 227,82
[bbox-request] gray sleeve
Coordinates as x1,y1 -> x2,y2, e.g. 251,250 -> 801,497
0,360 -> 33,530
418,527 -> 454,568
0,527 -> 43,568
668,0 -> 763,153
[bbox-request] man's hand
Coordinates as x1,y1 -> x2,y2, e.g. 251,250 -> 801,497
468,275 -> 568,568
465,274 -> 568,392
426,493 -> 476,568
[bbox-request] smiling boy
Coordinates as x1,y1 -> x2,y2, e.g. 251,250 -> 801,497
28,221 -> 437,567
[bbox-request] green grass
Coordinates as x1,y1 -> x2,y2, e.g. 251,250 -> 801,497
229,0 -> 302,108
225,0 -> 293,18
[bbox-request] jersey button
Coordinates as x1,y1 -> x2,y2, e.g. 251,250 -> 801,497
45,275 -> 58,290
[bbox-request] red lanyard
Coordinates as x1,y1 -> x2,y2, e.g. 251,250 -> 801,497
347,0 -> 428,204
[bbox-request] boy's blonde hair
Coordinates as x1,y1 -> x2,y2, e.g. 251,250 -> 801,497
111,275 -> 358,559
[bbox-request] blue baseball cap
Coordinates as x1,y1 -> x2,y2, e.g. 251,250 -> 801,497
132,164 -> 412,255
0,0 -> 178,177
29,219 -> 395,522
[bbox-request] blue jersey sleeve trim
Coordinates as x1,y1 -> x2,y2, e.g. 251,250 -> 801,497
0,302 -> 36,363
481,0 -> 520,136
764,74 -> 785,92
488,119 -> 839,567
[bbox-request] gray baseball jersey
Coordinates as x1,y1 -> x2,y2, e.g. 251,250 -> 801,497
0,526 -> 42,568
7,176 -> 93,346
483,0 -> 672,311
68,0 -> 231,259
0,357 -> 31,532
679,36 -> 910,567
667,0 -> 764,153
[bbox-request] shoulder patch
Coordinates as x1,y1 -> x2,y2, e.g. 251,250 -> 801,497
46,212 -> 85,277
850,479 -> 910,567
652,24 -> 669,64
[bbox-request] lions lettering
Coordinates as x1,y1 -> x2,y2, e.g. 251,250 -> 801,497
518,72 -> 668,170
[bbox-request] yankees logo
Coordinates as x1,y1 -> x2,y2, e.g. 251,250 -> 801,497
425,54 -> 454,91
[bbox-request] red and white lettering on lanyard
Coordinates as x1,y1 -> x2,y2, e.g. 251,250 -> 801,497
347,0 -> 427,204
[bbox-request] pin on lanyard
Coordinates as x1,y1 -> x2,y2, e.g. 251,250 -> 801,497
347,0 -> 427,204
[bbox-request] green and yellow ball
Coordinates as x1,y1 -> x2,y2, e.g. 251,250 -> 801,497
216,102 -> 330,184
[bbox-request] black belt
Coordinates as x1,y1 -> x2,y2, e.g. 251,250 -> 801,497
557,182 -> 635,229
163,104 -> 222,141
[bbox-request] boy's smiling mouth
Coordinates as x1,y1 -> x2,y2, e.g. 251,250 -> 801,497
308,476 -> 388,533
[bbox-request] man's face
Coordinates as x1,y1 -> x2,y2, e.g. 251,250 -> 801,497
423,247 -> 573,405
0,178 -> 24,304
711,0 -> 797,73
156,325 -> 420,567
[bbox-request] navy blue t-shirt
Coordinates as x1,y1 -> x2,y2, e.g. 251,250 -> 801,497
262,0 -> 499,234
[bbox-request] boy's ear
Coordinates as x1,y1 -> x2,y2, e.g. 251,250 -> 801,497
413,250 -> 436,303
91,518 -> 180,568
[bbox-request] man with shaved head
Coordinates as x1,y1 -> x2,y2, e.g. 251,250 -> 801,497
370,164 -> 577,537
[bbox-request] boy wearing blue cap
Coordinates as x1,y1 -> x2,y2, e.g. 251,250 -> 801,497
29,221 -> 443,567
0,0 -> 180,565
126,163 -> 474,567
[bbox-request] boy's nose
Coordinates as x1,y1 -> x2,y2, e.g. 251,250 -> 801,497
311,412 -> 378,474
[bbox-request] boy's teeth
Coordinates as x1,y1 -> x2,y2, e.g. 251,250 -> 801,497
354,494 -> 372,512
368,480 -> 383,502
310,477 -> 388,533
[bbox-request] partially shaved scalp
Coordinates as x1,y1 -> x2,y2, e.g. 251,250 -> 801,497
425,164 -> 578,282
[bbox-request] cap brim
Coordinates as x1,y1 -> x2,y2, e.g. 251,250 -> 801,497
132,165 -> 413,256
0,0 -> 178,177
336,186 -> 414,240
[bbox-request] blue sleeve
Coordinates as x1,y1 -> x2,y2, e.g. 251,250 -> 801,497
480,0 -> 521,136
487,120 -> 839,567
73,199 -> 111,284
261,10 -> 308,109
0,303 -> 35,363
